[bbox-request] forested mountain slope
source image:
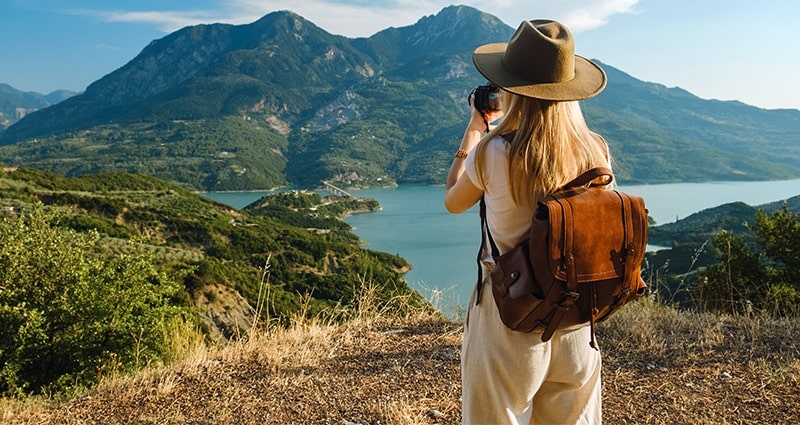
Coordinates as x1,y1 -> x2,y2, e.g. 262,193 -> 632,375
2,6 -> 798,190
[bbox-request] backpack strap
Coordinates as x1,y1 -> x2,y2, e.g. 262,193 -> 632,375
604,191 -> 641,315
474,198 -> 497,305
480,198 -> 501,257
562,167 -> 614,189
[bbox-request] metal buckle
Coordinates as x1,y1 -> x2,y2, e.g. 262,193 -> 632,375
558,291 -> 580,308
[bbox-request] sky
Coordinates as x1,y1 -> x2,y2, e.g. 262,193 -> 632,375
1,0 -> 798,110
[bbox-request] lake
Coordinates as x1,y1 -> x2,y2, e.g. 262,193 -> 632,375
204,179 -> 800,317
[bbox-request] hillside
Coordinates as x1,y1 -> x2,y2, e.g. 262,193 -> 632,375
583,65 -> 800,183
648,195 -> 800,247
0,167 -> 420,338
2,300 -> 798,424
1,6 -> 799,191
641,193 -> 800,307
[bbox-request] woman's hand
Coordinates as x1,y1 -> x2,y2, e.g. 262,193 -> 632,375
468,94 -> 505,133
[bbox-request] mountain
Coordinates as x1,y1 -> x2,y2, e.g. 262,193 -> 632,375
1,5 -> 799,191
583,65 -> 800,183
0,83 -> 77,130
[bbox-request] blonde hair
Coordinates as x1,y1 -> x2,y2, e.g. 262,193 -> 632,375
474,91 -> 611,205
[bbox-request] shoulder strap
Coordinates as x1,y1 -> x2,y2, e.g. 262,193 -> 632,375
480,197 -> 501,257
474,197 -> 501,305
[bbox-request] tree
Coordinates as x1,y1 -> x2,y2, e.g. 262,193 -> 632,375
750,204 -> 800,285
695,204 -> 799,316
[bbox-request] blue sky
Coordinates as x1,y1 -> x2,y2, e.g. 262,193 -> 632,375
1,0 -> 798,110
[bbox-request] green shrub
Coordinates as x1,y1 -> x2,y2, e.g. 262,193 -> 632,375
0,207 -> 194,396
695,204 -> 800,316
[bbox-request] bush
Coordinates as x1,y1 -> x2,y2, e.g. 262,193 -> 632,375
695,204 -> 800,316
0,207 -> 195,396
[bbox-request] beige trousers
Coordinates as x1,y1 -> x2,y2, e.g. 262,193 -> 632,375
461,266 -> 603,425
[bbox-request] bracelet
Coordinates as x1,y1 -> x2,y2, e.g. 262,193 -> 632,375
454,149 -> 469,159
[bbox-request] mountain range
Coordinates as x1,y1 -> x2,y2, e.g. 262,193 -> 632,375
0,84 -> 76,130
1,5 -> 799,191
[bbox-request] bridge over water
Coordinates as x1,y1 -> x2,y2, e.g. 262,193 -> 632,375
320,181 -> 355,199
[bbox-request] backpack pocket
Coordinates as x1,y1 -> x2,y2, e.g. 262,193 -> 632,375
490,242 -> 546,331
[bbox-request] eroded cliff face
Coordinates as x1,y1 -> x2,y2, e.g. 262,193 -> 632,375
192,283 -> 256,340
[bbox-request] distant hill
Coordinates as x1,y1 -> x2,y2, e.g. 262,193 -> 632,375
0,83 -> 77,130
649,195 -> 800,246
643,193 -> 800,300
1,5 -> 799,191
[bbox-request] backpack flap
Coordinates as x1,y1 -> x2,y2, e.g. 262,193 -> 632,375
530,186 -> 648,288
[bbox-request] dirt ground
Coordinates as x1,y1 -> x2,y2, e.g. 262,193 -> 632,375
3,302 -> 799,424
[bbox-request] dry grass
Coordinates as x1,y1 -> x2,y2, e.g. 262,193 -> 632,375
2,293 -> 799,424
601,297 -> 800,424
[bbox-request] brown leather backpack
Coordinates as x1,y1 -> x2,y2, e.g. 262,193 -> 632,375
478,167 -> 648,349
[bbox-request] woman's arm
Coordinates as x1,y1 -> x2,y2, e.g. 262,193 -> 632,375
444,106 -> 503,214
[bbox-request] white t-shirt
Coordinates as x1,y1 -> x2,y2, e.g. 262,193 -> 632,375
465,136 -> 538,258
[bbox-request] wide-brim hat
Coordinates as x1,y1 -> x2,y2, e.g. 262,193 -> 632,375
473,20 -> 606,101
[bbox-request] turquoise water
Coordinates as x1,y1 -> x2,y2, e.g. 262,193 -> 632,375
204,179 -> 800,316
344,186 -> 481,314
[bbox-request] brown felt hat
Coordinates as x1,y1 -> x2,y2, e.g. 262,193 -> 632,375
472,20 -> 606,101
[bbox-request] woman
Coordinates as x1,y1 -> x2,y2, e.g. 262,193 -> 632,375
444,20 -> 611,424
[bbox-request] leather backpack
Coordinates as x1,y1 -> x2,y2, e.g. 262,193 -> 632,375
477,167 -> 648,349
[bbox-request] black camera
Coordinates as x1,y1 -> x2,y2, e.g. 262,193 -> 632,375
469,83 -> 501,112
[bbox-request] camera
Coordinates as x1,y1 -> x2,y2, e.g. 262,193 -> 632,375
469,83 -> 501,112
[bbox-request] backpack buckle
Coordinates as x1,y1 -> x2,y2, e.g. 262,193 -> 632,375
558,291 -> 580,308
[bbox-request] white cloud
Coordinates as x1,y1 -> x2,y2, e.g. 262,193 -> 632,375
94,43 -> 120,51
464,0 -> 641,32
100,10 -> 218,33
222,0 -> 445,36
76,0 -> 640,37
561,0 -> 641,31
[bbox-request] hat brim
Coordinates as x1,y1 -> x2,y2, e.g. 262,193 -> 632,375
473,42 -> 607,101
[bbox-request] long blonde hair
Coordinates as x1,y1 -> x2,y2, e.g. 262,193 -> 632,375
474,91 -> 611,205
